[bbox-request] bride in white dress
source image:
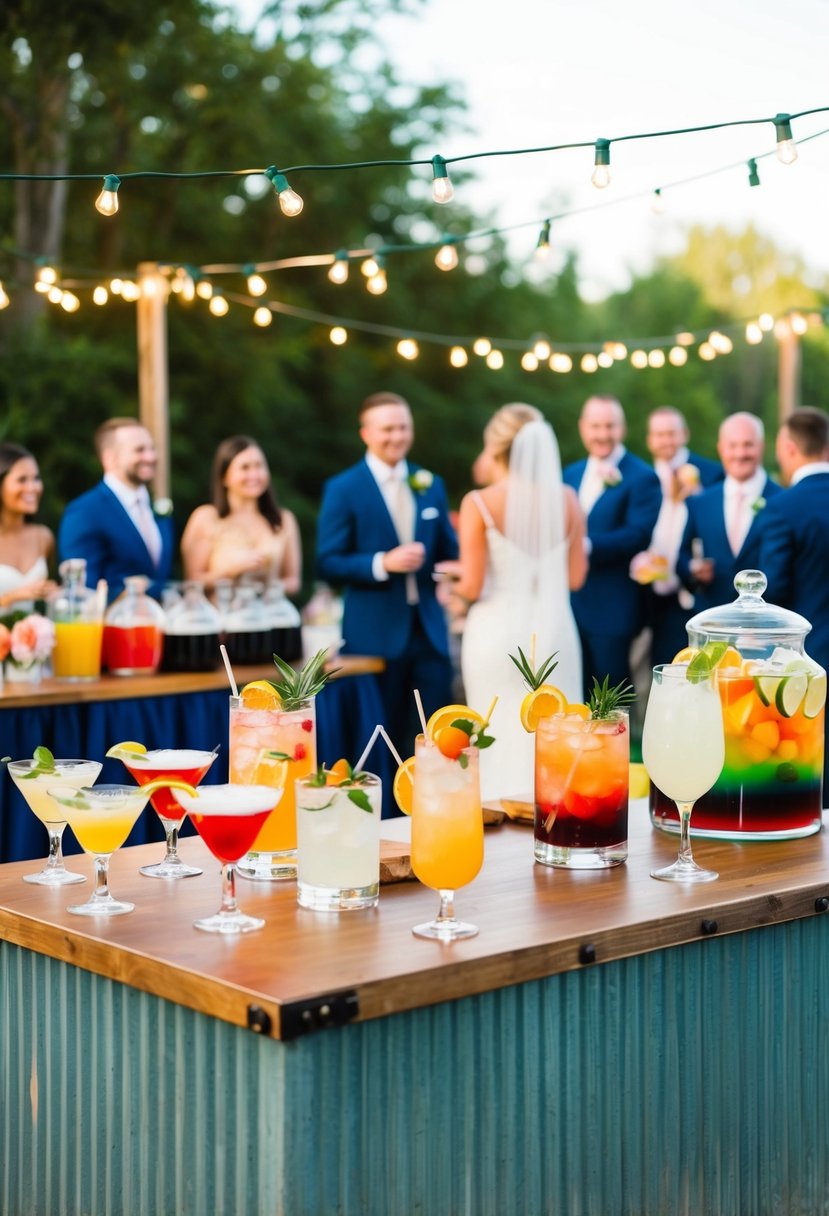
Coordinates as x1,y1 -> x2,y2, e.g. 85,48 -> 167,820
0,443 -> 56,614
449,405 -> 587,802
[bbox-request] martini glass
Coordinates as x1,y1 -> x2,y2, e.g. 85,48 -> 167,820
116,747 -> 218,879
48,783 -> 158,915
8,758 -> 102,885
173,784 -> 283,934
642,663 -> 725,882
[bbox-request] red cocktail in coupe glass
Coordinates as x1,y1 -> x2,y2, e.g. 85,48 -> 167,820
110,745 -> 218,878
173,783 -> 284,934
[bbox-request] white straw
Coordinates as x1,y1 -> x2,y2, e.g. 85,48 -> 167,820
413,689 -> 428,735
377,725 -> 405,771
220,644 -> 239,698
354,724 -> 381,774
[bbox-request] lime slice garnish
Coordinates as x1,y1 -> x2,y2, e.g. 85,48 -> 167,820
803,673 -> 827,719
775,674 -> 808,718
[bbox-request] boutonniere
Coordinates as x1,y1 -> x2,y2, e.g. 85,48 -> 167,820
408,469 -> 433,494
599,463 -> 622,488
153,497 -> 174,517
751,497 -> 766,514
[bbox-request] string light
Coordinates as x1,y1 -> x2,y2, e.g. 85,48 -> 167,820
330,326 -> 348,345
449,346 -> 468,367
246,268 -> 268,296
434,242 -> 459,271
485,349 -> 504,369
327,251 -> 350,285
597,350 -> 614,368
92,285 -> 108,305
668,346 -> 688,366
473,337 -> 492,357
264,166 -> 304,216
397,338 -> 419,360
35,265 -> 57,292
360,256 -> 379,278
120,280 -> 140,301
253,306 -> 272,327
747,159 -> 761,188
758,313 -> 775,331
532,337 -> 551,360
431,155 -> 454,204
675,331 -> 696,346
790,312 -> 808,334
521,351 -> 539,371
580,353 -> 599,372
745,322 -> 763,344
611,342 -> 628,360
591,139 -> 611,189
773,113 -> 798,164
47,286 -> 63,305
366,256 -> 387,295
195,279 -> 213,300
60,291 -> 80,312
94,174 -> 121,217
651,188 -> 665,214
698,342 -> 716,361
0,282 -> 9,309
709,331 -> 733,354
534,220 -> 551,260
630,350 -> 648,369
647,349 -> 666,367
549,353 -> 573,373
208,290 -> 229,316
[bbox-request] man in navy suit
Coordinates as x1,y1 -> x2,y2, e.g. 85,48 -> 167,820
632,406 -> 723,664
563,395 -> 661,696
58,417 -> 175,602
677,412 -> 780,613
316,392 -> 458,766
759,407 -> 829,786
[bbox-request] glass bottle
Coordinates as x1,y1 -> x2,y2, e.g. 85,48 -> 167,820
222,581 -> 273,666
263,579 -> 302,662
47,558 -> 105,681
161,581 -> 222,672
103,575 -> 166,675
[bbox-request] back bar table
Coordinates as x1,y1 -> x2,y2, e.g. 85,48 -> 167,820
2,809 -> 829,1215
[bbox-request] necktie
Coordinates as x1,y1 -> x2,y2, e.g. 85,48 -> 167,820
133,494 -> 162,566
727,488 -> 748,556
578,460 -> 605,515
387,474 -> 418,605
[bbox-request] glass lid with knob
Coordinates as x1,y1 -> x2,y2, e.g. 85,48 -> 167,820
686,569 -> 813,662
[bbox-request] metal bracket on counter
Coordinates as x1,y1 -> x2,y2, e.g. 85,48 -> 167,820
280,990 -> 360,1041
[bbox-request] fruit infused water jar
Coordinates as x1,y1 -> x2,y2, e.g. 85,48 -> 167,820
650,571 -> 825,839
295,763 -> 382,911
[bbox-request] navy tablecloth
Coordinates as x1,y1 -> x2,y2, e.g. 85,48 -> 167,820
0,674 -> 396,864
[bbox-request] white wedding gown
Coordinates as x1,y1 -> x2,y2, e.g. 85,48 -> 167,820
461,494 -> 583,803
0,556 -> 48,613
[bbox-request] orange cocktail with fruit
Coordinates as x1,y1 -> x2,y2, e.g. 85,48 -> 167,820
512,648 -> 632,868
650,641 -> 825,838
230,650 -> 332,880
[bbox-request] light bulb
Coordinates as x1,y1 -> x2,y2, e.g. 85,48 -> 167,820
747,159 -> 761,188
485,349 -> 504,370
109,278 -> 124,295
209,293 -> 229,316
366,269 -> 387,295
521,352 -> 539,372
92,285 -> 108,306
709,331 -> 733,354
758,313 -> 775,332
328,252 -> 350,285
0,282 -> 9,310
330,326 -> 348,345
745,323 -> 763,345
253,306 -> 272,327
612,342 -> 628,360
472,337 -> 491,357
94,174 -> 121,216
597,351 -> 614,368
532,338 -> 551,360
698,342 -> 716,361
580,353 -> 598,373
431,155 -> 454,204
37,265 -> 57,287
449,346 -> 468,368
435,243 -> 459,272
790,312 -> 808,335
180,275 -> 196,302
668,346 -> 688,366
630,350 -> 648,369
60,292 -> 80,312
264,166 -> 304,216
647,349 -> 666,368
591,139 -> 611,189
675,331 -> 695,346
195,280 -> 213,300
535,220 -> 551,260
397,338 -> 419,360
247,273 -> 268,296
550,353 -> 573,373
773,113 -> 798,165
47,286 -> 63,304
120,280 -> 140,301
361,257 -> 379,278
651,188 -> 665,214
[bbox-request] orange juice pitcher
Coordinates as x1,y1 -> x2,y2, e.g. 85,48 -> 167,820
47,559 -> 104,681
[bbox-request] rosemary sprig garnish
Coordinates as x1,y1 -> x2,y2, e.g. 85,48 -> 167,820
266,648 -> 339,711
509,646 -> 559,691
588,676 -> 636,720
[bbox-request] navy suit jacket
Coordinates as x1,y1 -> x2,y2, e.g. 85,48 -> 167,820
563,451 -> 661,637
315,460 -> 458,659
677,474 -> 781,612
759,472 -> 829,670
58,482 -> 175,602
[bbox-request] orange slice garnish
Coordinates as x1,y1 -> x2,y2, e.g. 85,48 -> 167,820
519,685 -> 568,732
392,756 -> 416,815
240,680 -> 282,710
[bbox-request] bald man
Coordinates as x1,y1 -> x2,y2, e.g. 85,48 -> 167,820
563,395 -> 661,695
677,412 -> 781,613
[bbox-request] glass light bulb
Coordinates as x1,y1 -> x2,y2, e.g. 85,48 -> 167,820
532,339 -> 551,360
195,280 -> 213,300
647,349 -> 666,368
698,342 -> 716,361
435,244 -> 459,271
253,307 -> 272,327
597,351 -> 614,368
37,266 -> 57,286
550,353 -> 573,373
47,286 -> 63,304
120,281 -> 140,301
60,292 -> 80,312
485,349 -> 504,370
247,273 -> 267,296
776,139 -> 798,165
580,353 -> 598,373
0,282 -> 9,310
630,350 -> 648,369
449,346 -> 468,367
397,338 -> 419,360
745,323 -> 763,345
361,257 -> 379,278
675,331 -> 695,346
612,342 -> 628,360
109,278 -> 123,295
472,337 -> 491,357
668,346 -> 688,366
521,352 -> 539,372
790,313 -> 808,335
95,188 -> 119,217
181,276 -> 196,303
328,258 -> 349,285
366,269 -> 387,295
278,187 -> 304,217
209,295 -> 229,316
591,165 -> 611,189
92,286 -> 108,305
432,175 -> 454,204
330,326 -> 348,345
758,313 -> 775,332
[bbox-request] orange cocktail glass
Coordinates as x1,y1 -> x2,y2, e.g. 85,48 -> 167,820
229,695 -> 316,880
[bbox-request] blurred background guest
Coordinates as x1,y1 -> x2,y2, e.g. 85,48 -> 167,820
0,442 -> 57,614
181,435 -> 301,595
448,404 -> 586,801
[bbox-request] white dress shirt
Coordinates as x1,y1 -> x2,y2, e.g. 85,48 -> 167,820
649,447 -> 692,596
365,453 -> 418,602
578,444 -> 625,516
723,469 -> 766,556
104,474 -> 162,565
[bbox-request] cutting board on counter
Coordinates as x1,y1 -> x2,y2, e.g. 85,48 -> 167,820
379,838 -> 414,884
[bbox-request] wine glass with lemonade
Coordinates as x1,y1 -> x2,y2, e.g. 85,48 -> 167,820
48,779 -> 196,915
642,661 -> 725,882
107,741 -> 218,878
8,751 -> 102,885
172,783 -> 286,933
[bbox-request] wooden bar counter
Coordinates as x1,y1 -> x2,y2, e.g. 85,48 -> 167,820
2,808 -> 829,1214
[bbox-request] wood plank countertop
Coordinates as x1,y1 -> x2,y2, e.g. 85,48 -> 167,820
0,655 -> 384,708
2,807 -> 828,1040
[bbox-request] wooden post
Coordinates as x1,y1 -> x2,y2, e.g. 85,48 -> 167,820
136,262 -> 170,500
777,324 -> 801,422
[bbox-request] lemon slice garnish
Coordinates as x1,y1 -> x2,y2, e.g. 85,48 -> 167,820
106,740 -> 149,762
